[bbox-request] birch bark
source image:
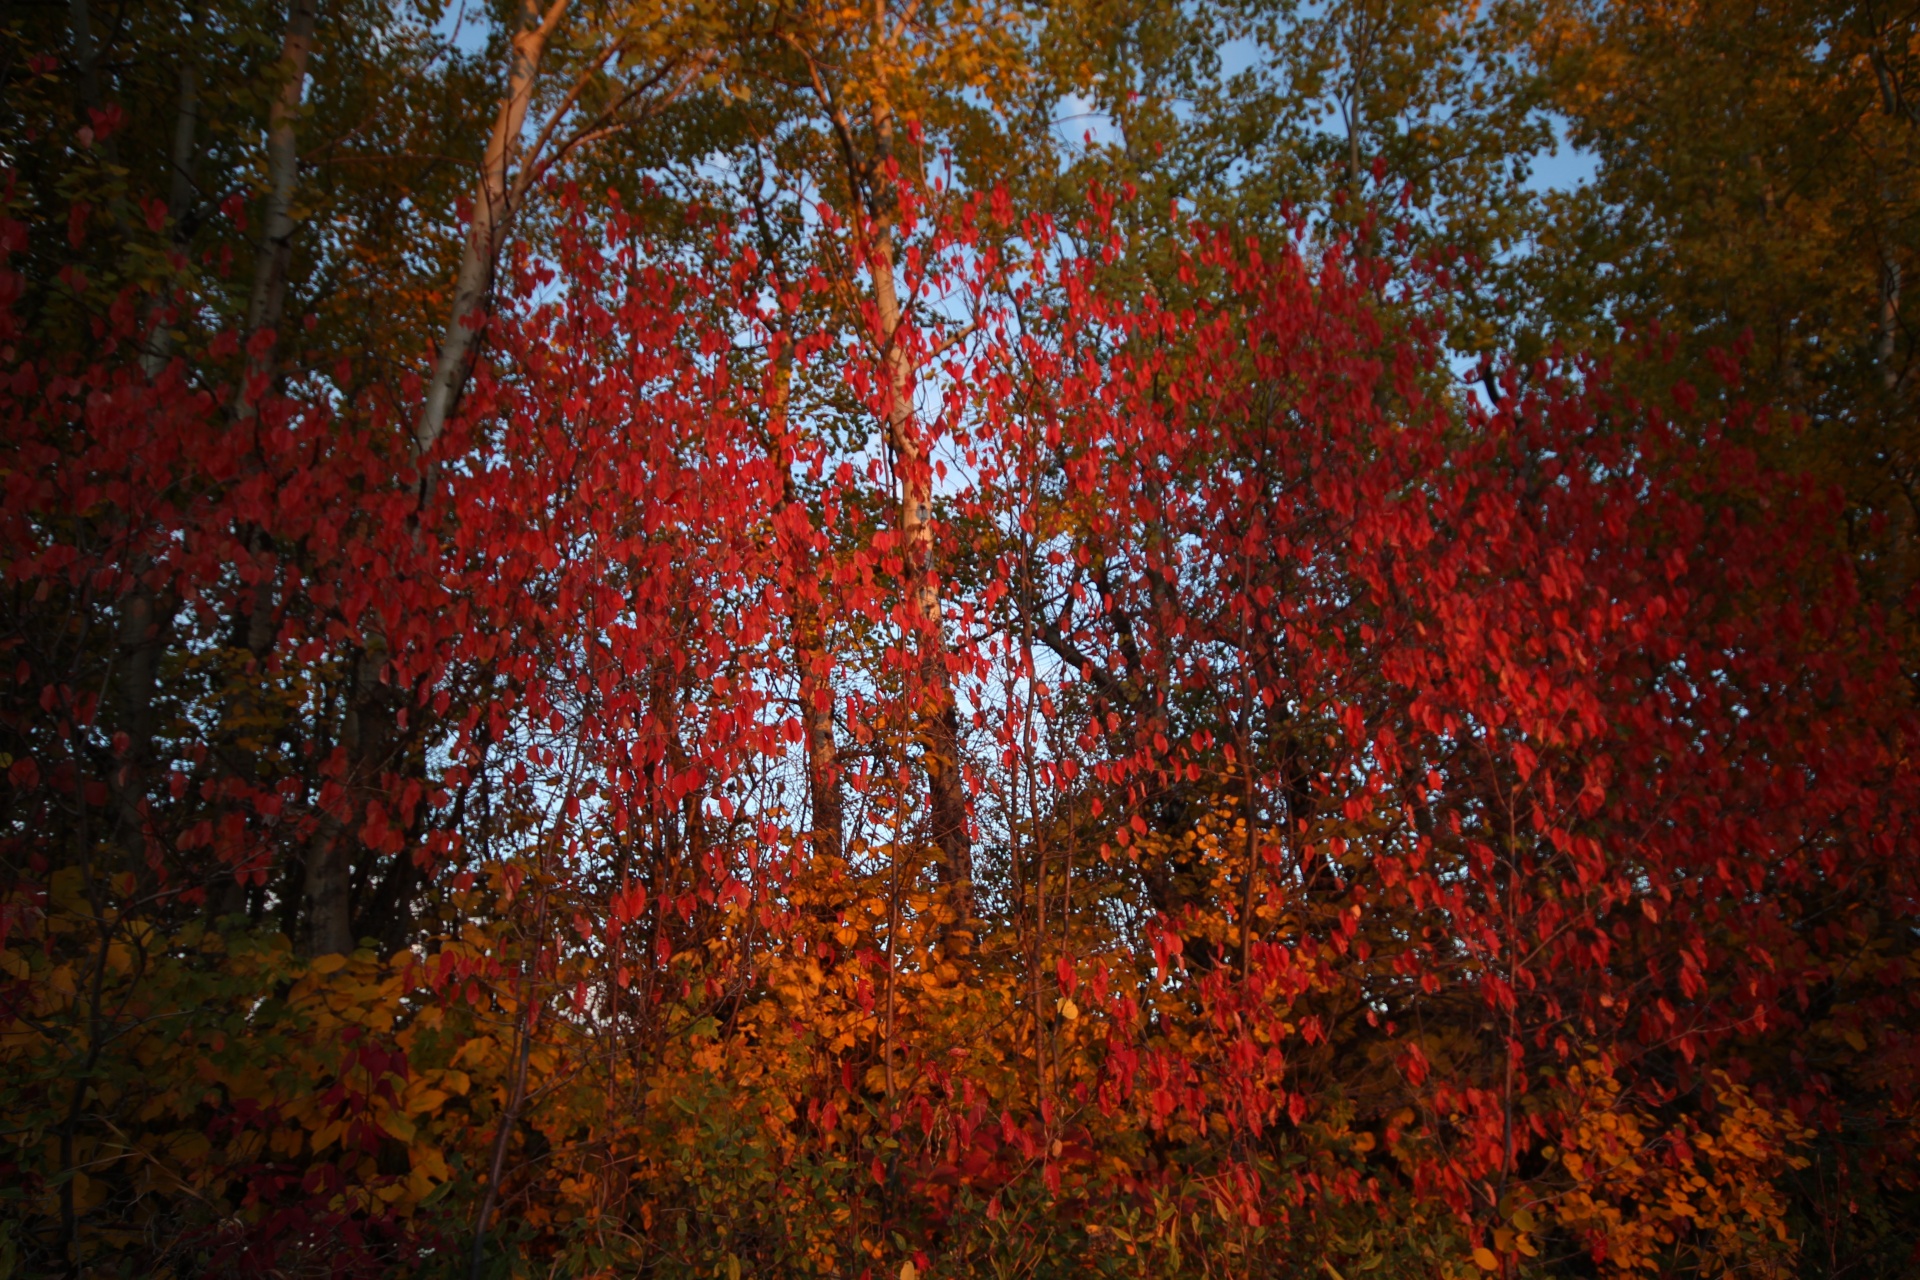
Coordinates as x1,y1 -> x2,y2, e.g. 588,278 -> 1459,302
415,0 -> 571,460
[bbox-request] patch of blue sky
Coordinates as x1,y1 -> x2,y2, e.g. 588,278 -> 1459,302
429,0 -> 493,57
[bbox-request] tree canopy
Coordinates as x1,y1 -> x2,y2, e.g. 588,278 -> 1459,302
2,0 -> 1916,1275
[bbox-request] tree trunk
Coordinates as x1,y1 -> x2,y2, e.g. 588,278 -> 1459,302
238,0 -> 316,409
108,583 -> 173,869
141,62 -> 200,378
66,0 -> 103,116
415,0 -> 570,461
303,645 -> 389,956
304,812 -> 352,956
861,115 -> 973,929
768,348 -> 844,862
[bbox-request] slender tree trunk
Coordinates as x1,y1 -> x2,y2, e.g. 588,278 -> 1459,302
303,813 -> 352,955
770,348 -> 844,862
141,62 -> 200,378
469,876 -> 548,1280
303,644 -> 386,955
796,588 -> 844,860
1879,242 -> 1903,394
864,103 -> 973,929
108,585 -> 173,869
238,0 -> 317,410
223,0 -> 313,794
66,0 -> 103,114
416,0 -> 570,461
792,34 -> 971,926
167,64 -> 200,219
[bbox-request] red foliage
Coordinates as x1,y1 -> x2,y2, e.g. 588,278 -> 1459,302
4,182 -> 1917,1275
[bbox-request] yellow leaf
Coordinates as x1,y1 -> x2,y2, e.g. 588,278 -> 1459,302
310,954 -> 348,975
1472,1247 -> 1499,1271
900,1263 -> 918,1280
405,1088 -> 449,1115
49,867 -> 85,911
168,1130 -> 211,1163
455,1038 -> 499,1069
1844,1028 -> 1867,1052
411,1145 -> 450,1181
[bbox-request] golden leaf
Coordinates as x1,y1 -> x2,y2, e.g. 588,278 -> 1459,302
378,1109 -> 418,1143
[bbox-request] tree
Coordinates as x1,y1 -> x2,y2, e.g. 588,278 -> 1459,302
5,0 -> 1920,1273
1534,0 -> 1920,602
